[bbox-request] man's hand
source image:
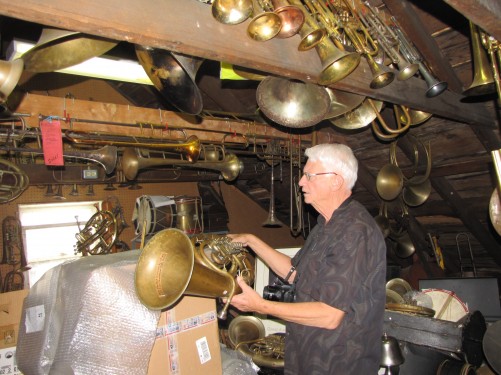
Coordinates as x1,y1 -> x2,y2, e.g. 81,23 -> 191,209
229,276 -> 264,313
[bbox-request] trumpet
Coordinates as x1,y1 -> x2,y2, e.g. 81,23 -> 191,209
121,147 -> 244,181
358,2 -> 418,81
290,0 -> 361,85
480,29 -> 501,103
390,16 -> 448,97
330,0 -> 394,89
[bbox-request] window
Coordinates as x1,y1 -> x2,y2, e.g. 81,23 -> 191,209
19,201 -> 101,287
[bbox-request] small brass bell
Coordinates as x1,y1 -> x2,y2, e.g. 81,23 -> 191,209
380,333 -> 404,375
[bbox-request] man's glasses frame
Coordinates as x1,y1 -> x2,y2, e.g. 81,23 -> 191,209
302,172 -> 338,181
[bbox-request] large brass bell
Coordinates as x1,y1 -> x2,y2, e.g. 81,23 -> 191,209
21,28 -> 117,73
0,59 -> 23,103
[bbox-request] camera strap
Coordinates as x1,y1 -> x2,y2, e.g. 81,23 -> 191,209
284,266 -> 296,283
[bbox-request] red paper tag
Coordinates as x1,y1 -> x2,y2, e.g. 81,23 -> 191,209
40,119 -> 64,166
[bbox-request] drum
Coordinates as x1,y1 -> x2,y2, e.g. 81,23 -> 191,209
174,195 -> 203,235
422,288 -> 469,322
133,195 -> 176,236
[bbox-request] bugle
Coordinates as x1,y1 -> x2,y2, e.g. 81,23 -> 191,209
121,147 -> 244,181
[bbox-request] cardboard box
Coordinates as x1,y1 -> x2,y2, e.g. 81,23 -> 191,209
148,296 -> 222,375
0,289 -> 29,375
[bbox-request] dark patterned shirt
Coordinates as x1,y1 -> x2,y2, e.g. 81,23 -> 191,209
286,198 -> 387,374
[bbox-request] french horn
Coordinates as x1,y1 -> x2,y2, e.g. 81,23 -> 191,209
134,228 -> 254,319
74,210 -> 118,256
0,158 -> 29,203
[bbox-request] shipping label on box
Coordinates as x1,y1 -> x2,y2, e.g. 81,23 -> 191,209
0,347 -> 22,375
148,296 -> 222,375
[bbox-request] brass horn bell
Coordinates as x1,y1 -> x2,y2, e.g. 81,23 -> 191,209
212,0 -> 253,25
21,28 -> 117,73
135,45 -> 204,115
134,228 -> 254,319
0,59 -> 23,103
256,76 -> 331,128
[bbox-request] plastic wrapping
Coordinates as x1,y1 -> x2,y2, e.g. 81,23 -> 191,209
16,250 -> 160,375
220,344 -> 259,375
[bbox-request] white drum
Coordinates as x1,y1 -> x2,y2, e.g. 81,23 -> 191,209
422,288 -> 469,322
133,195 -> 176,236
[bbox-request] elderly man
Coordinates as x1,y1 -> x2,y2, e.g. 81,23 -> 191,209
229,143 -> 387,374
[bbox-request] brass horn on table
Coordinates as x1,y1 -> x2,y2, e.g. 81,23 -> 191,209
134,228 -> 255,319
21,28 -> 117,73
122,147 -> 243,181
135,45 -> 204,115
0,158 -> 29,204
463,21 -> 496,97
0,59 -> 23,103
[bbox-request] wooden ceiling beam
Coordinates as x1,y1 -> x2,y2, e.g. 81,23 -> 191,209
0,0 -> 497,128
442,0 -> 501,41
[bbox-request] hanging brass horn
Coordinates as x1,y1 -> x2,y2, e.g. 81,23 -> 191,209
294,0 -> 361,85
122,147 -> 243,181
0,59 -> 23,103
256,76 -> 331,128
247,0 -> 283,42
0,158 -> 29,204
463,21 -> 496,97
135,45 -> 204,115
262,154 -> 283,227
4,145 -> 118,174
211,0 -> 253,25
134,228 -> 255,319
21,28 -> 117,73
330,98 -> 384,130
271,0 -> 305,38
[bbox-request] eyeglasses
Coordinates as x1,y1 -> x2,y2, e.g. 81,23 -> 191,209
302,172 -> 338,181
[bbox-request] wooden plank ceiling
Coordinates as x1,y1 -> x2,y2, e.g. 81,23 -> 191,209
1,0 -> 501,281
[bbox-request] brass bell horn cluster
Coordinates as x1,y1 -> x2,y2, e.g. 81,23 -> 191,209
134,228 -> 255,319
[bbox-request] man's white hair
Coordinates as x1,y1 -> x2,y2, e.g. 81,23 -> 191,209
304,143 -> 358,190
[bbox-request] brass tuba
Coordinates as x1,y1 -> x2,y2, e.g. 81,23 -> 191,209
134,228 -> 254,319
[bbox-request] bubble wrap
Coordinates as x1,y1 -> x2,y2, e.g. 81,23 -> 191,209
16,250 -> 160,375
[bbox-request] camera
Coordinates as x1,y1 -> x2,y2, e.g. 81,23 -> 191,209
263,280 -> 296,302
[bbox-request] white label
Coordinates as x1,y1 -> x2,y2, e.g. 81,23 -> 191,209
0,347 -> 22,374
25,305 -> 45,333
195,337 -> 211,365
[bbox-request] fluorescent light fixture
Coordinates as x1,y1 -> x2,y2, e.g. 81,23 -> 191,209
7,39 -> 153,85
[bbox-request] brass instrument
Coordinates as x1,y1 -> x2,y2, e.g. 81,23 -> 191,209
335,0 -> 394,89
262,153 -> 283,227
74,210 -> 118,256
121,147 -> 244,181
290,0 -> 327,51
289,136 -> 303,237
390,17 -> 448,97
211,0 -> 253,25
480,29 -> 501,103
66,130 -> 201,163
462,21 -> 496,97
2,144 -> 118,175
0,59 -> 23,103
358,2 -> 418,81
256,76 -> 331,128
369,100 -> 411,141
247,0 -> 283,42
0,158 -> 29,203
271,0 -> 305,38
292,0 -> 361,85
229,315 -> 284,368
134,228 -> 255,319
135,45 -> 204,115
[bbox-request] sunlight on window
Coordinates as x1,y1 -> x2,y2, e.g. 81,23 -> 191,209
19,201 -> 101,287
